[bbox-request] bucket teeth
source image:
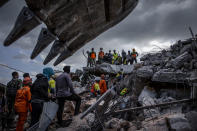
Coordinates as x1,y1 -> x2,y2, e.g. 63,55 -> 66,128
43,40 -> 66,65
0,0 -> 9,7
31,28 -> 56,59
4,6 -> 41,46
53,48 -> 72,66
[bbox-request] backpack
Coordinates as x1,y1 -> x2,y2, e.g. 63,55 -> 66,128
7,79 -> 21,96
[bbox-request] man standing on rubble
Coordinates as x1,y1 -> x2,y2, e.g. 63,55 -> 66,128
122,50 -> 127,65
86,50 -> 92,67
56,66 -> 81,126
90,48 -> 96,66
98,48 -> 104,64
108,50 -> 113,64
131,48 -> 139,64
112,50 -> 118,64
6,72 -> 22,128
126,51 -> 132,65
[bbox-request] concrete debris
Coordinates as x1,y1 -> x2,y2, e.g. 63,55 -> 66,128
53,36 -> 197,131
185,111 -> 197,131
138,87 -> 160,118
83,63 -> 134,75
166,114 -> 192,131
136,66 -> 154,79
171,52 -> 192,69
152,69 -> 189,83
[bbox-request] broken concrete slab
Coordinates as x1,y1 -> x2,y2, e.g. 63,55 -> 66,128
152,69 -> 189,83
185,111 -> 197,131
83,63 -> 134,75
136,66 -> 154,79
166,114 -> 192,131
138,87 -> 159,118
171,52 -> 192,69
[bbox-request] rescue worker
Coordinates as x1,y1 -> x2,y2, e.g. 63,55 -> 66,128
117,54 -> 122,65
91,77 -> 100,97
121,50 -> 127,65
126,51 -> 132,65
116,69 -> 124,81
43,67 -> 56,96
108,50 -> 113,64
86,51 -> 92,67
103,53 -> 108,63
112,50 -> 118,64
15,77 -> 32,131
56,66 -> 81,126
0,86 -> 7,131
90,48 -> 96,66
131,48 -> 139,64
23,73 -> 30,79
6,72 -> 22,127
99,74 -> 107,95
98,48 -> 104,64
30,73 -> 49,127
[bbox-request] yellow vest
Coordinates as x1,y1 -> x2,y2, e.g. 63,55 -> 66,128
48,78 -> 55,93
94,83 -> 100,91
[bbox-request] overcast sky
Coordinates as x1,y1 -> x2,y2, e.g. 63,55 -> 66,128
0,0 -> 197,84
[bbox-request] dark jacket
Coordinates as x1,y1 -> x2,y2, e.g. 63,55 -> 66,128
31,74 -> 49,102
56,72 -> 75,97
6,78 -> 22,96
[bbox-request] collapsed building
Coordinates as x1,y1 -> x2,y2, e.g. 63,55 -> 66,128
53,35 -> 197,131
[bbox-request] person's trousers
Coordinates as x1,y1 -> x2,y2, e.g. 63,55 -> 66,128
16,112 -> 27,131
7,95 -> 16,126
30,102 -> 43,127
57,94 -> 81,124
133,58 -> 137,63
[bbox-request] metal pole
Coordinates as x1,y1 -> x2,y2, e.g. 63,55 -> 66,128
80,86 -> 116,119
106,99 -> 194,115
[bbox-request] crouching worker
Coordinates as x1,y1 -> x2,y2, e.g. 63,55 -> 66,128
91,77 -> 100,97
0,86 -> 7,131
15,77 -> 32,131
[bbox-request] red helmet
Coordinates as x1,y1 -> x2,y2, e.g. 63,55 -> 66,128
23,77 -> 32,85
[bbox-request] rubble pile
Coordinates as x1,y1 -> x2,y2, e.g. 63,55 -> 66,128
139,38 -> 197,83
83,63 -> 134,75
69,37 -> 197,131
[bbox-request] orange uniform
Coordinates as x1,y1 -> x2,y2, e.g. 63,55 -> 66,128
91,52 -> 96,59
99,51 -> 104,59
15,86 -> 31,131
99,80 -> 107,95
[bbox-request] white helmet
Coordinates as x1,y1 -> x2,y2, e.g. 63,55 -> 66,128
95,77 -> 101,81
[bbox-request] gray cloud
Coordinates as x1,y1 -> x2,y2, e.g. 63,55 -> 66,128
1,0 -> 197,71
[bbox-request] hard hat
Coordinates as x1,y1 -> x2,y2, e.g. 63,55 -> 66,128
95,77 -> 101,81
